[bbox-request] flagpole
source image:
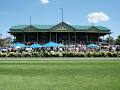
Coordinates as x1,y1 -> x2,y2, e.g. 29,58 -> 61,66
30,16 -> 31,26
92,15 -> 94,27
60,8 -> 64,22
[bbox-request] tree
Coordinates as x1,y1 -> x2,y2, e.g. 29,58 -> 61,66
106,36 -> 115,45
0,36 -> 12,47
115,35 -> 120,45
0,38 -> 5,47
4,37 -> 13,46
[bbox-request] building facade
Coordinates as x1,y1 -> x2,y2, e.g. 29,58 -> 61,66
9,22 -> 111,45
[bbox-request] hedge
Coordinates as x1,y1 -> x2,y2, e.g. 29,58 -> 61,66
0,51 -> 120,57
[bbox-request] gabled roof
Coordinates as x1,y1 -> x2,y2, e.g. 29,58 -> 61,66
9,22 -> 111,33
10,25 -> 28,29
72,25 -> 90,30
95,26 -> 110,30
72,25 -> 110,31
10,25 -> 54,30
50,22 -> 76,31
34,25 -> 53,29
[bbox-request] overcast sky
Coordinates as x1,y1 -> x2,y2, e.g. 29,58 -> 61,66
0,0 -> 119,39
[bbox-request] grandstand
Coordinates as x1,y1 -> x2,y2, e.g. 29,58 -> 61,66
9,22 -> 111,45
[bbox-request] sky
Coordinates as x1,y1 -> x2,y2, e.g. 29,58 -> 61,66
0,0 -> 120,39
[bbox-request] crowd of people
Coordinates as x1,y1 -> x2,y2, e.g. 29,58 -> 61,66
0,43 -> 120,53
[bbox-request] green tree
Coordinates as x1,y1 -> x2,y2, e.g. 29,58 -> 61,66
0,36 -> 12,47
115,35 -> 120,45
4,37 -> 13,46
0,39 -> 5,47
106,36 -> 115,45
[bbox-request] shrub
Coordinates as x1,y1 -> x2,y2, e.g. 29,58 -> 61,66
62,52 -> 74,57
7,52 -> 17,57
105,52 -> 118,57
32,52 -> 41,57
74,52 -> 85,57
50,51 -> 59,57
93,52 -> 99,57
43,51 -> 50,57
16,52 -> 23,57
118,52 -> 120,57
112,52 -> 119,57
98,52 -> 106,57
0,51 -> 120,58
62,52 -> 68,57
22,52 -> 32,57
86,52 -> 93,57
0,53 -> 8,57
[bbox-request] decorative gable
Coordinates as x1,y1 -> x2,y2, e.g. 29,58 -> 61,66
56,26 -> 69,31
24,25 -> 38,32
50,22 -> 76,32
88,26 -> 99,32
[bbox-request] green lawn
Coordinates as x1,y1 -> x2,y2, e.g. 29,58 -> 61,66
0,60 -> 120,90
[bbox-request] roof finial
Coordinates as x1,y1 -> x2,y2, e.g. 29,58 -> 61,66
30,16 -> 31,26
92,15 -> 94,27
60,8 -> 64,23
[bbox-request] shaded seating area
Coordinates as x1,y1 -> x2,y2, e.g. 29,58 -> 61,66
11,42 -> 65,49
43,42 -> 65,47
12,42 -> 27,48
87,44 -> 99,48
30,44 -> 42,49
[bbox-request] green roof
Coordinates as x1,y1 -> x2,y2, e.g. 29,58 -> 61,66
95,26 -> 110,30
33,25 -> 53,29
71,25 -> 110,31
72,25 -> 91,30
10,25 -> 54,30
10,25 -> 28,29
10,25 -> 110,30
9,22 -> 111,33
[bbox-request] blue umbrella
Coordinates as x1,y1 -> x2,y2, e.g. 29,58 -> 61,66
87,44 -> 98,48
58,43 -> 65,47
12,42 -> 27,48
43,42 -> 60,47
30,44 -> 42,48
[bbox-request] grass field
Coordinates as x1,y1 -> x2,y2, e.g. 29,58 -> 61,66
0,59 -> 120,90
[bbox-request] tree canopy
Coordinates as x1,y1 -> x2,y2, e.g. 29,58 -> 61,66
106,36 -> 115,45
115,35 -> 120,45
